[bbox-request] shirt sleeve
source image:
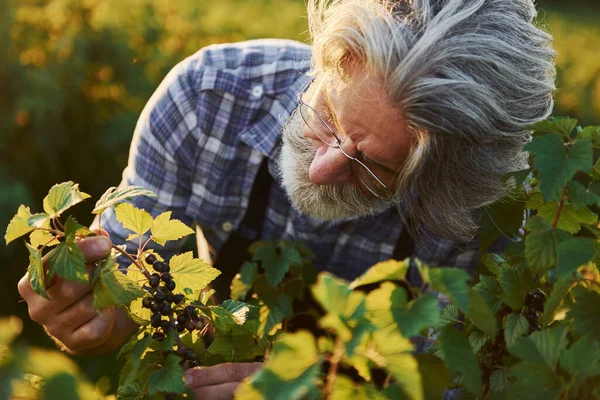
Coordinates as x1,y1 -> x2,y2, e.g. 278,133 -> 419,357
100,52 -> 205,265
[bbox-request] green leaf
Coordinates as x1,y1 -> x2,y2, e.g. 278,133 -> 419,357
439,304 -> 460,327
504,313 -> 529,348
147,353 -> 185,395
30,228 -> 60,249
566,286 -> 600,341
366,282 -> 440,338
525,224 -> 572,273
499,264 -> 536,309
524,134 -> 592,201
566,180 -> 600,209
91,257 -> 144,309
207,331 -> 262,362
253,241 -> 302,287
440,328 -> 482,396
0,316 -> 23,349
527,192 -> 598,234
123,334 -> 151,385
5,205 -> 36,244
259,294 -> 293,338
426,267 -> 471,312
371,331 -> 421,400
472,275 -> 503,313
169,252 -> 221,300
479,194 -> 526,254
489,368 -> 508,393
42,181 -> 91,219
415,354 -> 452,400
469,330 -> 489,354
237,364 -> 321,400
480,253 -> 507,278
506,362 -> 563,400
465,289 -> 497,338
330,376 -> 386,400
25,242 -> 49,299
530,118 -> 578,137
508,325 -> 568,370
92,185 -> 157,214
559,335 -> 600,379
150,211 -> 194,246
556,237 -> 598,278
577,125 -> 600,142
349,259 -> 410,289
541,275 -> 576,325
231,261 -> 258,300
312,273 -> 365,320
115,203 -> 153,239
40,372 -> 80,400
47,240 -> 88,283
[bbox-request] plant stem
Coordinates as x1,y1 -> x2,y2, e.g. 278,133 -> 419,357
112,244 -> 151,278
552,188 -> 568,229
323,337 -> 344,398
383,373 -> 392,388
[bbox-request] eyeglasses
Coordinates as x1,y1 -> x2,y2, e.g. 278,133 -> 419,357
297,96 -> 395,201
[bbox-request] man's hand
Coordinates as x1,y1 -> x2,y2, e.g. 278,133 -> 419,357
17,230 -> 137,355
184,362 -> 262,400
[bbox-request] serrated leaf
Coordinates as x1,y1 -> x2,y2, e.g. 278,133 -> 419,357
465,289 -> 497,338
41,372 -> 80,400
263,330 -> 320,381
92,257 -> 144,309
566,287 -> 600,341
440,328 -> 481,396
349,259 -> 410,289
207,331 -> 261,362
312,273 -> 365,320
427,268 -> 471,312
169,252 -> 220,300
115,203 -> 152,241
527,192 -> 598,234
231,261 -> 258,300
508,325 -> 568,370
506,362 -> 563,400
439,303 -> 460,327
253,242 -> 302,287
472,275 -> 503,313
577,125 -> 600,142
559,335 -> 600,379
526,226 -> 572,273
504,313 -> 529,348
42,181 -> 91,219
415,354 -> 452,400
469,330 -> 489,354
541,275 -> 575,325
489,369 -> 508,393
147,353 -> 185,394
150,211 -> 194,246
567,180 -> 600,209
123,334 -> 151,385
47,240 -> 88,283
92,186 -> 157,214
259,294 -> 293,338
29,229 -> 60,248
25,242 -> 49,299
524,134 -> 592,201
530,118 -> 578,137
499,264 -> 536,309
479,194 -> 526,254
5,205 -> 38,245
557,237 -> 598,278
330,376 -> 386,400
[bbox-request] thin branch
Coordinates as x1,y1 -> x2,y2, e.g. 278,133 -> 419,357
552,187 -> 568,229
113,244 -> 150,278
54,218 -> 65,231
383,373 -> 393,389
323,337 -> 344,398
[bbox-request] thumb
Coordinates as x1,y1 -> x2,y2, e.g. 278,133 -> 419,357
77,235 -> 113,263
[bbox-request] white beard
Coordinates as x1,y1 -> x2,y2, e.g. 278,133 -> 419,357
279,109 -> 389,222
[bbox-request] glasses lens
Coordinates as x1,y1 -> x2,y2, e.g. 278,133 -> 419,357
351,161 -> 394,201
299,104 -> 338,146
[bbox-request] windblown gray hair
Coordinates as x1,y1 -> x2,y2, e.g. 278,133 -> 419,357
307,0 -> 556,243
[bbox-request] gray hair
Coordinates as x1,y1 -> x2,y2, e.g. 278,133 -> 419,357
307,0 -> 556,242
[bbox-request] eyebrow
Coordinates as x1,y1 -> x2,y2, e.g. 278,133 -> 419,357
322,87 -> 399,174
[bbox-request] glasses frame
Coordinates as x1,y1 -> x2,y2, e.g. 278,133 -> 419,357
297,96 -> 395,201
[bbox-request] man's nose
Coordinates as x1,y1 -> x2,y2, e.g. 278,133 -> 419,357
309,143 -> 353,185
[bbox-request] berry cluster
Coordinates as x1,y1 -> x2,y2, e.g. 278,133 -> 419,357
523,288 -> 546,333
141,253 -> 205,369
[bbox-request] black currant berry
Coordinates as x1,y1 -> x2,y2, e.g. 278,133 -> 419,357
160,303 -> 172,316
150,301 -> 161,313
153,261 -> 167,273
185,306 -> 197,318
185,320 -> 196,332
195,320 -> 205,331
161,273 -> 173,282
142,297 -> 152,308
176,323 -> 186,333
166,293 -> 174,303
154,289 -> 167,303
160,319 -> 170,330
145,253 -> 157,265
152,331 -> 165,341
165,280 -> 176,291
174,294 -> 185,304
151,313 -> 162,328
525,312 -> 538,325
177,314 -> 188,325
149,274 -> 160,288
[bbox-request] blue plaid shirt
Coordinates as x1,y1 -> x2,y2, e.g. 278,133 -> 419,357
102,39 -> 484,282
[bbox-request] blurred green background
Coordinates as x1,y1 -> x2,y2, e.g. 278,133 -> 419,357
1,0 -> 599,391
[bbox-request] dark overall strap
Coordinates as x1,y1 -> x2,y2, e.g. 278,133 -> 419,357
211,157 -> 273,298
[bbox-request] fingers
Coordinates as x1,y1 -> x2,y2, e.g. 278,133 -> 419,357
75,235 -> 112,263
68,306 -> 116,352
191,382 -> 241,400
185,363 -> 263,387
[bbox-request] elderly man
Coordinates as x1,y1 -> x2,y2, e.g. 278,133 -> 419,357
18,0 -> 555,398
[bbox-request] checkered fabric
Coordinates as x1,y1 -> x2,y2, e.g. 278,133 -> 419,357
102,38 -> 493,282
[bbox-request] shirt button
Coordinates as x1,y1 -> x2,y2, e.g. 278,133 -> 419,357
222,221 -> 234,232
251,85 -> 263,99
